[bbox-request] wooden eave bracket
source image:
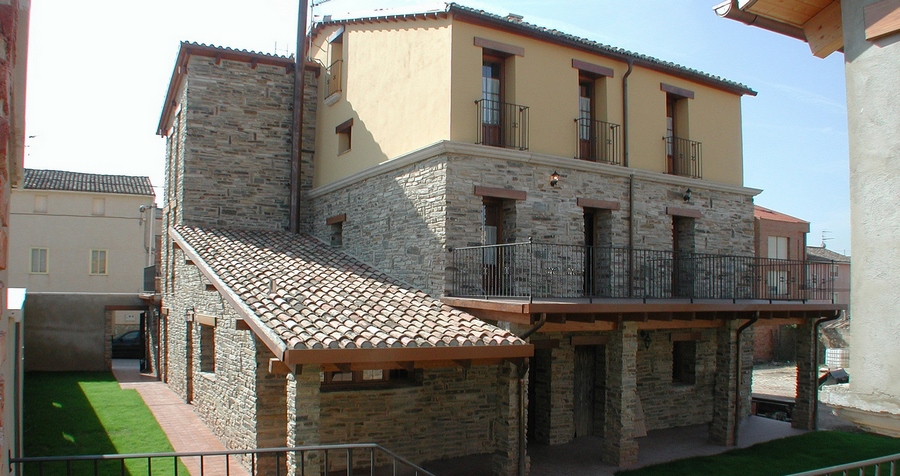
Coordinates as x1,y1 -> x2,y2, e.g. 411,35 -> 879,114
268,358 -> 294,375
803,0 -> 844,58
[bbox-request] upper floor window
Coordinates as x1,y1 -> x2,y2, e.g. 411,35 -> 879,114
336,118 -> 353,155
34,195 -> 48,213
661,83 -> 700,178
326,27 -> 344,99
474,37 -> 528,150
90,249 -> 108,275
92,198 -> 106,216
30,248 -> 48,274
767,236 -> 788,260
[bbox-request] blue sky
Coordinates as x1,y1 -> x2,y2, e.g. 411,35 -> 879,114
24,0 -> 850,253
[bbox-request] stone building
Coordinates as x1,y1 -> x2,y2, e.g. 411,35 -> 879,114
157,4 -> 845,474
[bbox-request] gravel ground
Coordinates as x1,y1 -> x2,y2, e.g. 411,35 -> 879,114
752,362 -> 858,431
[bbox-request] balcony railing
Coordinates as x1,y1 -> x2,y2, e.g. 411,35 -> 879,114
143,265 -> 157,293
665,135 -> 702,179
326,59 -> 342,97
476,99 -> 529,150
576,118 -> 621,165
449,241 -> 836,301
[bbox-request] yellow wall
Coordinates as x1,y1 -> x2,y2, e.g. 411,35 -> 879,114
313,16 -> 746,188
310,19 -> 453,187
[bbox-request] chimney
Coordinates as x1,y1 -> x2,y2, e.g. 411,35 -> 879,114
507,13 -> 524,23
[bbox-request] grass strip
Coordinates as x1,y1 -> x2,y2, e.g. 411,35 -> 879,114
617,430 -> 900,476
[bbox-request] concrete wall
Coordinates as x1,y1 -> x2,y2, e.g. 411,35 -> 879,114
23,293 -> 145,371
9,189 -> 154,293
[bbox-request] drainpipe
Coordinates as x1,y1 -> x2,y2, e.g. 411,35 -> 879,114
733,312 -> 758,446
515,313 -> 546,475
812,310 -> 842,429
290,0 -> 310,234
622,58 -> 633,168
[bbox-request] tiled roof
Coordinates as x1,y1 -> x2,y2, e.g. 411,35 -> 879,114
316,3 -> 755,96
807,246 -> 850,263
754,205 -> 808,224
172,226 -> 527,351
22,168 -> 155,196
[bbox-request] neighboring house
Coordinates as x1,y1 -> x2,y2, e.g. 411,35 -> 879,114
9,169 -> 156,371
806,244 -> 851,362
157,4 -> 844,474
716,0 -> 900,437
0,0 -> 31,470
752,205 -> 809,363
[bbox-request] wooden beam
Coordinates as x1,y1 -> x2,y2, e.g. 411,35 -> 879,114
531,339 -> 560,349
865,0 -> 900,40
671,331 -> 702,342
268,358 -> 292,374
453,359 -> 472,369
803,0 -> 844,58
571,335 -> 609,346
397,361 -> 415,373
235,319 -> 251,331
637,320 -> 725,330
335,363 -> 351,373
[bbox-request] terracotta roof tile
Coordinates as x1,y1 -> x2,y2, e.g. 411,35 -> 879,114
173,226 -> 527,351
754,205 -> 808,224
806,246 -> 850,263
23,168 -> 155,196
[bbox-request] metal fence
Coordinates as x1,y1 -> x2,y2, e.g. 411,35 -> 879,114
576,118 -> 621,165
327,59 -> 343,97
665,135 -> 702,179
786,452 -> 899,476
449,241 -> 836,301
11,443 -> 436,476
476,99 -> 529,150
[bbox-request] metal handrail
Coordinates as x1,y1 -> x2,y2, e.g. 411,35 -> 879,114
575,118 -> 622,165
475,99 -> 529,150
326,59 -> 343,97
449,241 -> 836,302
665,135 -> 702,178
785,452 -> 900,476
11,443 -> 437,476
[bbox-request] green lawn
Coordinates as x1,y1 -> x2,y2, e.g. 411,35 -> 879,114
23,371 -> 189,475
616,430 -> 900,476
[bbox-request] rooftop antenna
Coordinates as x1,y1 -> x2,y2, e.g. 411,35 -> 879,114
821,230 -> 833,248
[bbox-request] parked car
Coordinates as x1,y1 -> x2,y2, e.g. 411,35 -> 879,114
111,330 -> 143,359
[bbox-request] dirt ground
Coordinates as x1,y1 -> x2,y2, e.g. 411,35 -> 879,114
752,362 -> 858,431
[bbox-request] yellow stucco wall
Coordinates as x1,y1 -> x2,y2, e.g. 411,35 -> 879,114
310,19 -> 454,187
312,15 -> 746,188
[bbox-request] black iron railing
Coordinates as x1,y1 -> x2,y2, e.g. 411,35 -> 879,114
665,136 -> 702,178
449,241 -> 835,301
576,118 -> 621,165
476,99 -> 529,150
327,59 -> 343,97
10,443 -> 436,476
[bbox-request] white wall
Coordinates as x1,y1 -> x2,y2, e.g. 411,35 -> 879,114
9,189 -> 154,293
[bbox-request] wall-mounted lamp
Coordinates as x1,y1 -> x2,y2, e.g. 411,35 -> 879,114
683,188 -> 692,202
184,307 -> 195,322
639,330 -> 652,350
550,171 -> 560,187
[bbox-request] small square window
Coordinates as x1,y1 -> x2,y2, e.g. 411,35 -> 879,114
30,248 -> 48,274
92,198 -> 106,216
672,340 -> 696,385
34,195 -> 48,213
335,118 -> 353,155
90,249 -> 108,275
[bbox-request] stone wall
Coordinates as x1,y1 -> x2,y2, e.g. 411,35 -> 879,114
180,56 -> 294,231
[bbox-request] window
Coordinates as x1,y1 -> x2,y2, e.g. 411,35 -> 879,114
90,249 -> 108,275
326,27 -> 344,98
672,340 -> 697,385
34,195 -> 48,213
30,248 -> 48,274
767,236 -> 788,259
322,369 -> 413,390
199,323 -> 215,373
92,198 -> 106,216
336,118 -> 353,154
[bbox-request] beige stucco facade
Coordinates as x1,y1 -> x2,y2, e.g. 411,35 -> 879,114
310,14 -> 747,189
9,189 -> 154,293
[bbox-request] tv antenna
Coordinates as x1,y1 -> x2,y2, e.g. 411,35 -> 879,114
821,230 -> 833,248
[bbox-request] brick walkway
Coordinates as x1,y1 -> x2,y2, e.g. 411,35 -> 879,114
112,360 -> 250,476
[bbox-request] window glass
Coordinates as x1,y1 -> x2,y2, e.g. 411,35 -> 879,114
30,248 -> 48,274
90,249 -> 108,275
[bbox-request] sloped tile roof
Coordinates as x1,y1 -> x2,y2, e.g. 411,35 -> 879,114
172,226 -> 527,351
316,2 -> 755,96
807,246 -> 850,263
23,168 -> 155,196
754,205 -> 808,224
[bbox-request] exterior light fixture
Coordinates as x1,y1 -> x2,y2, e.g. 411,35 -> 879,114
639,330 -> 652,350
550,171 -> 560,187
683,188 -> 692,202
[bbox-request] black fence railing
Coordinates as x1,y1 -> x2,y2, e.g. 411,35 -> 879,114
10,443 -> 436,476
476,99 -> 529,150
449,241 -> 835,301
327,59 -> 343,97
576,118 -> 621,165
143,265 -> 157,293
665,135 -> 702,179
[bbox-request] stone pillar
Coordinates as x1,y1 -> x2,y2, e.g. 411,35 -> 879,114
601,322 -> 638,467
255,341 -> 288,475
793,320 -> 818,430
710,320 -> 739,446
286,365 -> 321,476
491,362 -> 523,476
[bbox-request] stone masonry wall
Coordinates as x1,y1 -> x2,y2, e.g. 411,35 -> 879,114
181,56 -> 294,230
636,328 -> 717,431
318,365 -> 516,470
